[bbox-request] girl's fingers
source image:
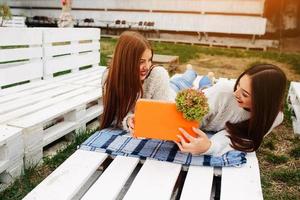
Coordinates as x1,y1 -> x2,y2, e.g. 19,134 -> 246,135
177,134 -> 189,147
192,127 -> 207,138
179,128 -> 195,142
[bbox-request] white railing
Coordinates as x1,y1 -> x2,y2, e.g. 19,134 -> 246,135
9,0 -> 267,35
9,0 -> 265,15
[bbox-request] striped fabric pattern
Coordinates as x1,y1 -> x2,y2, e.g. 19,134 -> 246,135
80,128 -> 247,167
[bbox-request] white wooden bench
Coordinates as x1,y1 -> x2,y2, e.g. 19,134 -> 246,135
0,27 -> 105,168
287,81 -> 300,134
23,150 -> 263,200
22,72 -> 263,199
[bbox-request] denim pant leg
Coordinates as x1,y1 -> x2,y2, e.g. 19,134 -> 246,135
170,69 -> 197,92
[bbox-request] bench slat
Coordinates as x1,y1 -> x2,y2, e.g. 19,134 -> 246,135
44,42 -> 100,57
23,150 -> 107,200
0,61 -> 43,86
0,47 -> 42,63
8,89 -> 100,128
82,156 -> 140,200
0,28 -> 42,46
0,87 -> 96,124
220,153 -> 263,200
43,28 -> 99,43
0,83 -> 61,104
123,159 -> 182,200
43,121 -> 77,146
0,84 -> 81,114
0,67 -> 103,96
180,166 -> 214,200
44,52 -> 100,75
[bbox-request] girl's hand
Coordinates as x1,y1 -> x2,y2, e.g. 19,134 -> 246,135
127,115 -> 135,133
174,127 -> 211,155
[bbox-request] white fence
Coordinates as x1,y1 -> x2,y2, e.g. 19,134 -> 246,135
9,0 -> 265,15
9,0 -> 267,35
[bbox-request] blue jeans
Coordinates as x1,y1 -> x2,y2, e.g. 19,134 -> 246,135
170,69 -> 213,92
170,69 -> 197,92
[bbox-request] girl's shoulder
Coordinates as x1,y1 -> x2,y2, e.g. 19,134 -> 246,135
148,66 -> 168,76
146,66 -> 169,81
203,80 -> 235,96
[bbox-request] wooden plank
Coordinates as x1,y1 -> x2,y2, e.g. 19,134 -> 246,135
82,156 -> 140,200
220,152 -> 263,200
288,82 -> 300,134
0,83 -> 61,104
0,87 -> 96,124
152,54 -> 179,64
0,67 -> 102,96
290,82 -> 300,101
44,52 -> 100,75
0,47 -> 42,62
44,42 -> 100,57
8,89 -> 100,128
0,84 -> 81,114
43,121 -> 77,146
23,150 -> 108,200
180,166 -> 214,200
0,28 -> 42,46
123,159 -> 182,200
0,61 -> 43,86
0,125 -> 22,146
43,28 -> 100,43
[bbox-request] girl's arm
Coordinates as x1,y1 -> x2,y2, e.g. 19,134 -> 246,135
121,112 -> 134,132
175,128 -> 233,157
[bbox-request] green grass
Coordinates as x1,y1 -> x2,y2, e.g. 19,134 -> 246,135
0,129 -> 96,200
100,38 -> 300,74
271,169 -> 300,186
264,152 -> 289,164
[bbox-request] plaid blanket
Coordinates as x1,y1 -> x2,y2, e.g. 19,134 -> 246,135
80,128 -> 247,167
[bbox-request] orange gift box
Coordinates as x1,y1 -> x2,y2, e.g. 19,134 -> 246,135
133,99 -> 199,141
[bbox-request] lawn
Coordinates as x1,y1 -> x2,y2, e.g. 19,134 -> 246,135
1,37 -> 299,200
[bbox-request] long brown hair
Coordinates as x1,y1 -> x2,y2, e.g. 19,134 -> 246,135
100,31 -> 152,129
226,64 -> 287,152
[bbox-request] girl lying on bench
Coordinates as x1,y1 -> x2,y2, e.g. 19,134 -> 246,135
99,31 -> 287,156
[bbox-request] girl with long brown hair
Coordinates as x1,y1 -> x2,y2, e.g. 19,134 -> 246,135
176,64 -> 287,155
100,31 -> 195,131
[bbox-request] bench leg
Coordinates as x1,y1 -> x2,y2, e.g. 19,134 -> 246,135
64,105 -> 87,136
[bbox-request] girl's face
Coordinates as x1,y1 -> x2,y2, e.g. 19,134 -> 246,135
234,75 -> 252,110
139,48 -> 152,81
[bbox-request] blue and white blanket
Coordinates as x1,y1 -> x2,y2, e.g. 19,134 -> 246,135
80,128 -> 247,167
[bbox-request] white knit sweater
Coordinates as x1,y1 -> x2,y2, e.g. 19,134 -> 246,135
201,81 -> 284,156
